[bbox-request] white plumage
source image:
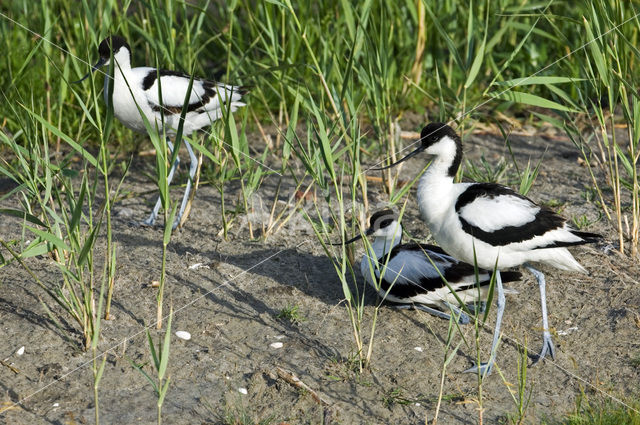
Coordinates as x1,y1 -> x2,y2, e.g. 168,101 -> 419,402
458,194 -> 538,232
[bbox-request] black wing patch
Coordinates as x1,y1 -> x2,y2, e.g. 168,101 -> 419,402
386,243 -> 446,261
455,183 -> 528,210
455,183 -> 567,247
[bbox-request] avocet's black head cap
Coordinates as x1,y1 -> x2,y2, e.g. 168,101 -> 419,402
419,123 -> 457,148
73,36 -> 130,83
368,209 -> 398,231
333,209 -> 398,246
98,36 -> 130,59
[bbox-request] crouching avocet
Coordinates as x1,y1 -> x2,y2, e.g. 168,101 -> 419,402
340,209 -> 521,324
75,36 -> 245,228
375,123 -> 602,376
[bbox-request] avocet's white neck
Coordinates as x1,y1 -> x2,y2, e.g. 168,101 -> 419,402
425,135 -> 460,178
112,48 -> 132,73
417,135 -> 461,226
368,222 -> 403,261
104,48 -> 133,105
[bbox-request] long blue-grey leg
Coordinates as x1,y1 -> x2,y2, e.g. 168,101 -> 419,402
142,138 -> 180,226
464,270 -> 504,378
172,137 -> 197,229
525,263 -> 556,363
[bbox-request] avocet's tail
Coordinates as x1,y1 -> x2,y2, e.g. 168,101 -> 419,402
571,230 -> 602,245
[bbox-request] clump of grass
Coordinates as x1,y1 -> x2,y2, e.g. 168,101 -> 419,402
383,387 -> 460,410
130,310 -> 173,425
0,57 -> 122,354
324,354 -> 367,383
542,199 -> 567,212
500,344 -> 534,425
501,127 -> 543,197
572,214 -> 601,230
464,155 -> 509,185
381,388 -> 413,408
276,304 -> 306,324
546,392 -> 640,425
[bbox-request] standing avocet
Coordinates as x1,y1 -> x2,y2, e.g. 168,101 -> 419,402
341,209 -> 521,324
376,123 -> 601,376
75,36 -> 245,228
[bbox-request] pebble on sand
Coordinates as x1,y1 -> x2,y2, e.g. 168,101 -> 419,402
270,342 -> 283,349
175,331 -> 191,340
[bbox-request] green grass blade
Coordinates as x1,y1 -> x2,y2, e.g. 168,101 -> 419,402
69,179 -> 87,231
464,0 -> 487,89
26,225 -> 71,253
23,107 -> 98,168
158,309 -> 173,381
490,90 -> 579,112
19,241 -> 50,259
77,222 -> 102,267
583,15 -> 609,82
163,204 -> 178,246
493,76 -> 585,86
157,377 -> 171,406
464,35 -> 486,89
128,357 -> 160,395
146,328 -> 160,371
0,209 -> 47,227
424,2 -> 465,71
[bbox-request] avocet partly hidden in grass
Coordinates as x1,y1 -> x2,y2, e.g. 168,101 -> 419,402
340,209 -> 521,324
376,123 -> 602,376
75,36 -> 245,228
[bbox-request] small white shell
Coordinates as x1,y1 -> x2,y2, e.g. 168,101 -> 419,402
414,346 -> 423,352
16,346 -> 25,356
175,331 -> 191,341
270,342 -> 283,349
238,387 -> 248,395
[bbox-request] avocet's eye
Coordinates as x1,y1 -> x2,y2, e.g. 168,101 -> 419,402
379,218 -> 393,228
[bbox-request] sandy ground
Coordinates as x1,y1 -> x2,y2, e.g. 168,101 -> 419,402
1,124 -> 639,425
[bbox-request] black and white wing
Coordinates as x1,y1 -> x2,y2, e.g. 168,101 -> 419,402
139,68 -> 244,114
372,244 -> 472,298
455,183 -> 598,249
365,242 -> 522,304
